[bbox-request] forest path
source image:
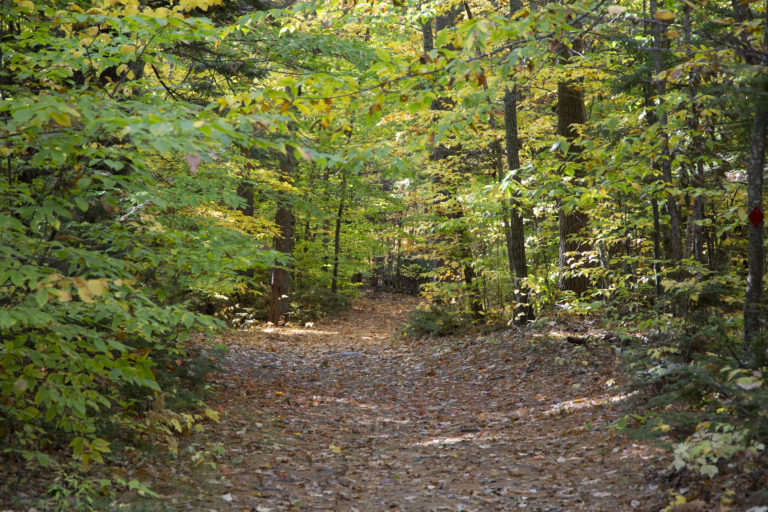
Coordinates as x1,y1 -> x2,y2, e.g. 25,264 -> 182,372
192,293 -> 668,511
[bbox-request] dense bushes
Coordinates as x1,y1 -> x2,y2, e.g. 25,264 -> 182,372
618,294 -> 768,502
402,302 -> 470,338
0,0 -> 276,480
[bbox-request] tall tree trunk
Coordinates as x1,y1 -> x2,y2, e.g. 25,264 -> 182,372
422,19 -> 433,53
650,0 -> 683,262
642,5 -> 663,296
683,4 -> 706,264
237,178 -> 255,279
651,198 -> 663,296
268,149 -> 296,324
500,0 -> 533,321
331,172 -> 347,295
743,0 -> 768,354
503,86 -> 533,320
556,40 -> 590,295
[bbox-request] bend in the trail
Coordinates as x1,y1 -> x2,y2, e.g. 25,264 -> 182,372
191,292 -> 668,511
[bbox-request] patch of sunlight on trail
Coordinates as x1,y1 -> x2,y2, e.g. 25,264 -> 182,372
261,326 -> 340,336
545,391 -> 637,416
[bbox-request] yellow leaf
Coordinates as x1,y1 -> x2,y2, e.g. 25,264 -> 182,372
329,444 -> 342,453
73,277 -> 93,303
50,112 -> 71,127
653,9 -> 675,21
204,407 -> 221,422
86,278 -> 108,297
16,0 -> 35,13
56,289 -> 73,302
120,44 -> 137,55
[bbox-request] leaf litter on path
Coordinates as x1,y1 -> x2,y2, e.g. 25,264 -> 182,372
176,293 -> 670,511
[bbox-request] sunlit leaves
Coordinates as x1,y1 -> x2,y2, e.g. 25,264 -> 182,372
653,9 -> 675,21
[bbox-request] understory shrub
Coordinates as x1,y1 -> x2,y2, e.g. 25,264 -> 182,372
402,302 -> 470,338
621,309 -> 768,482
290,285 -> 352,323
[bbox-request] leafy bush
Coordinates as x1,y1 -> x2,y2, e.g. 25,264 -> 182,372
402,302 -> 469,338
0,0 -> 272,476
621,310 -> 768,483
671,423 -> 764,478
290,285 -> 352,323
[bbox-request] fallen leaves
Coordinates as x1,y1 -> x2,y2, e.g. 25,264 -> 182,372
84,293 -> 672,510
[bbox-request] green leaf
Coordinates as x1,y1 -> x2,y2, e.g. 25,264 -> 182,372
35,288 -> 49,307
12,377 -> 28,395
75,196 -> 89,212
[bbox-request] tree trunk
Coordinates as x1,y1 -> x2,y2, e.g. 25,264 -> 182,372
426,5 -> 483,317
237,181 -> 254,218
683,4 -> 706,264
651,0 -> 683,262
503,86 -> 533,320
556,41 -> 590,295
422,19 -> 433,53
237,179 -> 255,279
743,0 -> 768,353
268,149 -> 296,324
651,198 -> 663,296
331,172 -> 347,295
732,0 -> 751,23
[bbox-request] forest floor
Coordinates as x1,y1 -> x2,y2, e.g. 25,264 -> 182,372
2,292 -> 686,511
138,291 -> 675,511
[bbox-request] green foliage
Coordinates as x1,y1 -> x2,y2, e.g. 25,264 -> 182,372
0,0 -> 270,475
290,285 -> 352,323
402,302 -> 469,338
671,423 -> 764,478
620,310 -> 768,479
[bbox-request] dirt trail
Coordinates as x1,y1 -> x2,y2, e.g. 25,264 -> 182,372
196,293 -> 668,511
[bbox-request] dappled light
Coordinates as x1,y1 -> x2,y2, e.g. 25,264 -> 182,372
545,391 -> 636,416
186,293 -> 669,510
2,0 -> 766,508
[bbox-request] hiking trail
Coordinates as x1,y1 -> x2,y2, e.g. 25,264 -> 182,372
162,292 -> 668,511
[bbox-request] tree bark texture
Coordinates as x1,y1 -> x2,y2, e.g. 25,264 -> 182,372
268,149 -> 296,324
331,172 -> 347,295
732,0 -> 751,23
503,86 -> 533,320
556,41 -> 591,295
743,0 -> 768,349
422,20 -> 433,53
237,180 -> 254,218
650,0 -> 683,262
684,5 -> 706,264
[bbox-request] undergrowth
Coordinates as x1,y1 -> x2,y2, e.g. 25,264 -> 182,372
613,279 -> 768,508
401,302 -> 471,338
